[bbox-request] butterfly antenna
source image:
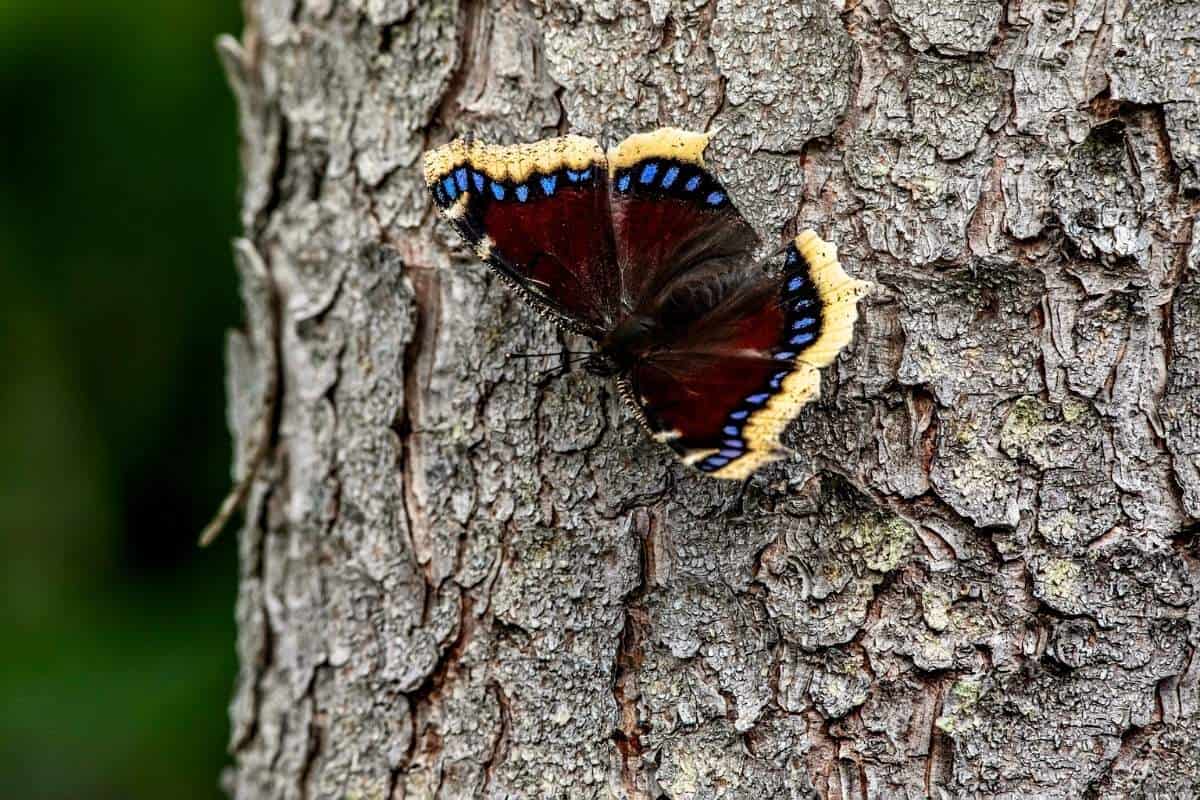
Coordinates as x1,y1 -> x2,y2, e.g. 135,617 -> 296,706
506,350 -> 586,360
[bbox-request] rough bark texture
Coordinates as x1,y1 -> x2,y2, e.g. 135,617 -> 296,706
220,0 -> 1200,797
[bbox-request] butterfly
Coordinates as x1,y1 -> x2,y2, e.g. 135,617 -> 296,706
423,128 -> 870,479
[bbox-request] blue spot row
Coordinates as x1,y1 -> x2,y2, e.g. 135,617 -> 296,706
434,163 -> 600,208
781,262 -> 821,355
697,362 -> 798,473
611,160 -> 728,207
699,434 -> 750,471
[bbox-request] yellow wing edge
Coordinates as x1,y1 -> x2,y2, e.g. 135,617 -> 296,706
711,230 -> 872,480
423,128 -> 712,185
606,127 -> 712,174
422,135 -> 605,187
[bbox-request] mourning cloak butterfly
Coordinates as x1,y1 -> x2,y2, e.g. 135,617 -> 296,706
424,128 -> 870,479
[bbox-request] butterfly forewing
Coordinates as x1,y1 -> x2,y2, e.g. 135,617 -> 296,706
424,136 -> 618,336
607,129 -> 761,315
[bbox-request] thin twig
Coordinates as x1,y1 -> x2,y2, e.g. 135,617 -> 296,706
199,240 -> 281,547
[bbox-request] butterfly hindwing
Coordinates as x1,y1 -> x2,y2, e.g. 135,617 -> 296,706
424,136 -> 618,336
607,128 -> 761,314
631,231 -> 870,479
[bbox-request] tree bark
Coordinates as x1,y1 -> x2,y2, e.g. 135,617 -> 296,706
220,0 -> 1200,797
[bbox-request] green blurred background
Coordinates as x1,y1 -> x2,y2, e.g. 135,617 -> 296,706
1,1 -> 244,797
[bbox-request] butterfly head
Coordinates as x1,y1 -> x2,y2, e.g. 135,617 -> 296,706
594,313 -> 660,375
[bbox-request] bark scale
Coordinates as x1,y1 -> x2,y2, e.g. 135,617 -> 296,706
221,0 -> 1200,797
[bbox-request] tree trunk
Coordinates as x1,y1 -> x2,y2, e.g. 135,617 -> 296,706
219,0 -> 1200,797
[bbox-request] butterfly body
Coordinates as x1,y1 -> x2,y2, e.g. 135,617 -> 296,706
585,315 -> 650,373
424,128 -> 870,479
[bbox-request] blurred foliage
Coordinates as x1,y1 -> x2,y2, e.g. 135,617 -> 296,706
0,0 -> 244,797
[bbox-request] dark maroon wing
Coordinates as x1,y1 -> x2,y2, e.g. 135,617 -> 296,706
424,136 -> 619,337
629,232 -> 871,479
607,128 -> 761,315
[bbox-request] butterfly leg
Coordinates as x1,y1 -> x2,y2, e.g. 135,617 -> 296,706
533,362 -> 570,384
532,350 -> 588,384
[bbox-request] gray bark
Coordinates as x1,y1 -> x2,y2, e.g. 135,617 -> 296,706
219,0 -> 1200,797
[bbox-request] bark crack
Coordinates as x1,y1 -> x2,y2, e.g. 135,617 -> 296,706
480,680 -> 511,796
612,510 -> 654,800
